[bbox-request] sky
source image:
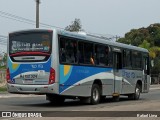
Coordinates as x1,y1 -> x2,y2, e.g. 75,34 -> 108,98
0,0 -> 160,52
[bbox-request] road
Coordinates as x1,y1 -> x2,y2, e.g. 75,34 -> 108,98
0,85 -> 160,120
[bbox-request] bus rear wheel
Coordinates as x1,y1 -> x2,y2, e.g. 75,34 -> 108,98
90,84 -> 101,105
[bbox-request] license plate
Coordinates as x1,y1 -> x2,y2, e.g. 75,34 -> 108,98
24,74 -> 38,79
24,79 -> 33,84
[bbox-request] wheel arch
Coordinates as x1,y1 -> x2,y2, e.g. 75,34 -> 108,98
93,79 -> 103,95
137,80 -> 142,92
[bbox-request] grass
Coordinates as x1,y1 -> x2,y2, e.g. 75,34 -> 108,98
0,66 -> 6,70
0,86 -> 7,92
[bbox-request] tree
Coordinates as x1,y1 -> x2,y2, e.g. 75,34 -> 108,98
139,40 -> 150,50
3,53 -> 7,66
65,18 -> 83,32
117,23 -> 160,74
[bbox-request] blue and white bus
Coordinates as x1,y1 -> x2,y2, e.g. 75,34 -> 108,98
7,29 -> 150,104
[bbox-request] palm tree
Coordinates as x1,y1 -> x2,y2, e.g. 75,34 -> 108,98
139,40 -> 160,59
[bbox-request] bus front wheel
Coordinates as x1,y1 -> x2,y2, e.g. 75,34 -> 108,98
128,84 -> 141,100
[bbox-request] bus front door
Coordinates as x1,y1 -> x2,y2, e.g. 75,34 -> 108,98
113,52 -> 122,96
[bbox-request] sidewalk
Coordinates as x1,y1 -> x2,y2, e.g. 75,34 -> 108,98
0,92 -> 43,98
149,84 -> 160,90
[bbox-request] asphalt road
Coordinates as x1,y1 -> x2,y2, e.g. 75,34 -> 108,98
0,85 -> 160,120
0,89 -> 159,111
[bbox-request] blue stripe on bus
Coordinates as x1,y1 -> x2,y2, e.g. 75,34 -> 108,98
59,65 -> 112,93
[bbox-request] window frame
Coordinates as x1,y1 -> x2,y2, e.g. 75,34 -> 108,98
94,43 -> 111,67
131,50 -> 143,70
58,36 -> 78,65
58,35 -> 112,68
122,49 -> 132,69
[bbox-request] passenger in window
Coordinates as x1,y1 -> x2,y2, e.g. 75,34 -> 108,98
90,53 -> 95,65
60,48 -> 66,62
66,52 -> 75,63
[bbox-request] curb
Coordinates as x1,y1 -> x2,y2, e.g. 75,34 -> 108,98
149,87 -> 160,90
0,94 -> 44,98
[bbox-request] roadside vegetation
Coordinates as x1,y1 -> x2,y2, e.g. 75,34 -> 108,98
0,85 -> 7,92
117,23 -> 160,74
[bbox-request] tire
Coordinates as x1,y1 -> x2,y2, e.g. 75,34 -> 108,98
134,84 -> 141,100
90,84 -> 101,105
128,84 -> 140,100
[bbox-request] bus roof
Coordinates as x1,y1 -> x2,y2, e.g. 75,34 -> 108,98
9,28 -> 148,53
57,29 -> 148,53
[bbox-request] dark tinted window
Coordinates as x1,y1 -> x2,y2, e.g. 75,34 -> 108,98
132,51 -> 142,69
78,42 -> 94,65
59,37 -> 77,64
59,35 -> 112,67
95,44 -> 109,66
123,50 -> 132,68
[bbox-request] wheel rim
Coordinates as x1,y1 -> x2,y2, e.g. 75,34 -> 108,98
135,87 -> 140,98
93,88 -> 99,102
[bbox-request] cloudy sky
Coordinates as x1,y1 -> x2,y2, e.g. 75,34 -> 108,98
0,0 -> 160,38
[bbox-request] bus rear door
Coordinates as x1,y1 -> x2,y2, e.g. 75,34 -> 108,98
113,48 -> 123,96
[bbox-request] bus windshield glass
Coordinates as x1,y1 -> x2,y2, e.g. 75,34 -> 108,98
9,31 -> 52,55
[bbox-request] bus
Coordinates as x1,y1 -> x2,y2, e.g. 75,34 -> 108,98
7,29 -> 150,105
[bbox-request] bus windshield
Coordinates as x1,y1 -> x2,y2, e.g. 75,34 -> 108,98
9,31 -> 52,62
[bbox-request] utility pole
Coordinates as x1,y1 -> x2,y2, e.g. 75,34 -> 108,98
115,35 -> 120,41
36,0 -> 40,28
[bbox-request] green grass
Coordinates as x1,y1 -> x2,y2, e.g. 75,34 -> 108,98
0,66 -> 6,69
0,86 -> 7,92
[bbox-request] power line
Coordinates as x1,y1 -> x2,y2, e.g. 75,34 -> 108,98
0,10 -> 64,29
0,10 -> 121,40
0,11 -> 35,24
0,35 -> 7,45
0,14 -> 36,26
0,35 -> 7,38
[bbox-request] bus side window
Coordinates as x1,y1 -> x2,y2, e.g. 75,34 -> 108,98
65,40 -> 77,63
123,50 -> 132,68
95,44 -> 109,66
132,51 -> 142,69
78,42 -> 84,64
60,48 -> 66,62
59,37 -> 77,64
59,38 -> 66,62
78,42 -> 94,65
